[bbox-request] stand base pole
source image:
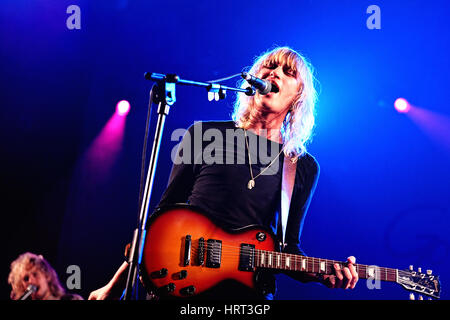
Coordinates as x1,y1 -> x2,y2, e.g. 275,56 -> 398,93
123,82 -> 173,300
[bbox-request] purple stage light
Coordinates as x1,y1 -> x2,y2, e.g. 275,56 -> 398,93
394,98 -> 410,113
116,100 -> 130,116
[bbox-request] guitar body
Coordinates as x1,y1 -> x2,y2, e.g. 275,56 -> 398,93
141,205 -> 277,298
141,205 -> 442,299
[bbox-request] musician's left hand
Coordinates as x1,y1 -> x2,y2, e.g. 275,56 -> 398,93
321,256 -> 359,289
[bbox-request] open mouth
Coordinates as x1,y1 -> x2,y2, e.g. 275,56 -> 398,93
32,285 -> 40,295
269,81 -> 279,93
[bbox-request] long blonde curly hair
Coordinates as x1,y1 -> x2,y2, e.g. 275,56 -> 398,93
232,46 -> 318,158
8,252 -> 66,300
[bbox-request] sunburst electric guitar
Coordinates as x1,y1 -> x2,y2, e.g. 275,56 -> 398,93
141,205 -> 441,299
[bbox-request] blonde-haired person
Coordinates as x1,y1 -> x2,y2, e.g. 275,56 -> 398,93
8,252 -> 83,300
233,46 -> 317,159
89,47 -> 358,300
232,46 -> 357,291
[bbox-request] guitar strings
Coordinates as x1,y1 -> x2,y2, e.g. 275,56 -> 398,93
148,230 -> 398,277
148,241 -> 435,295
187,244 -> 398,271
191,243 -> 397,269
162,244 -> 399,277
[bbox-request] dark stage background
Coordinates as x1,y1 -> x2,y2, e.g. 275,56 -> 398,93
1,0 -> 449,300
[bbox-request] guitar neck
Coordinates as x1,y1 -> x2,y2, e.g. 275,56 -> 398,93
254,249 -> 397,282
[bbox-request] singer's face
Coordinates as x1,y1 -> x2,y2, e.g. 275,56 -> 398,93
254,62 -> 301,115
21,268 -> 51,300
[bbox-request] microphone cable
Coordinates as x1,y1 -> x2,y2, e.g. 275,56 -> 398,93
206,73 -> 243,83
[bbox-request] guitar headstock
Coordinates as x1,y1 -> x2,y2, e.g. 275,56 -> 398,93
397,266 -> 441,299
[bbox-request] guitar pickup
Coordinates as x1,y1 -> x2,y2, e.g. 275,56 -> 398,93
184,235 -> 191,266
206,239 -> 222,268
238,243 -> 255,271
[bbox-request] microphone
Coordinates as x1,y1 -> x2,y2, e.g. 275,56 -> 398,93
241,72 -> 279,95
19,284 -> 37,300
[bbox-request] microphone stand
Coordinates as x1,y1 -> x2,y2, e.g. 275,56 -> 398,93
123,73 -> 254,300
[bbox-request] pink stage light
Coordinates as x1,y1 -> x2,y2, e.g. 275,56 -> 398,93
394,98 -> 410,113
116,100 -> 130,116
408,107 -> 450,152
82,111 -> 127,184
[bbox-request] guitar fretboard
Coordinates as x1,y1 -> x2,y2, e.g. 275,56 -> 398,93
254,249 -> 397,282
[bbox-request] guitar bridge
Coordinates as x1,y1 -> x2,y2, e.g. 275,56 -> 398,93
198,237 -> 205,266
183,235 -> 191,266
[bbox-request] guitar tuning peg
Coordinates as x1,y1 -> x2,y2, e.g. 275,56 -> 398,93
409,265 -> 414,271
419,295 -> 423,300
426,269 -> 432,275
409,293 -> 415,300
418,267 -> 422,273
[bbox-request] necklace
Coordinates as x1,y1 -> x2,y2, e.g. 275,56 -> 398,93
244,129 -> 285,190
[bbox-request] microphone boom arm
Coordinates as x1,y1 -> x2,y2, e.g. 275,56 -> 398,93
144,73 -> 255,99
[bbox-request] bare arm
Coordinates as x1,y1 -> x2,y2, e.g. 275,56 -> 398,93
88,261 -> 129,300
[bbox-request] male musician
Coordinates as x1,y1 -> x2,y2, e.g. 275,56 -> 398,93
8,252 -> 83,300
88,47 -> 358,300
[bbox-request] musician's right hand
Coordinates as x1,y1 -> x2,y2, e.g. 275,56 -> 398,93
88,261 -> 129,300
88,283 -> 115,300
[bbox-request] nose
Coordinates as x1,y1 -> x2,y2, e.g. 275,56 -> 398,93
269,66 -> 282,78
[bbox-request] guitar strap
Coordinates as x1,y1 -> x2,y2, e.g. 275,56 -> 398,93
280,155 -> 297,247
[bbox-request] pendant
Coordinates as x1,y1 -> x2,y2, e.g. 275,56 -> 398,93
247,179 -> 255,190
